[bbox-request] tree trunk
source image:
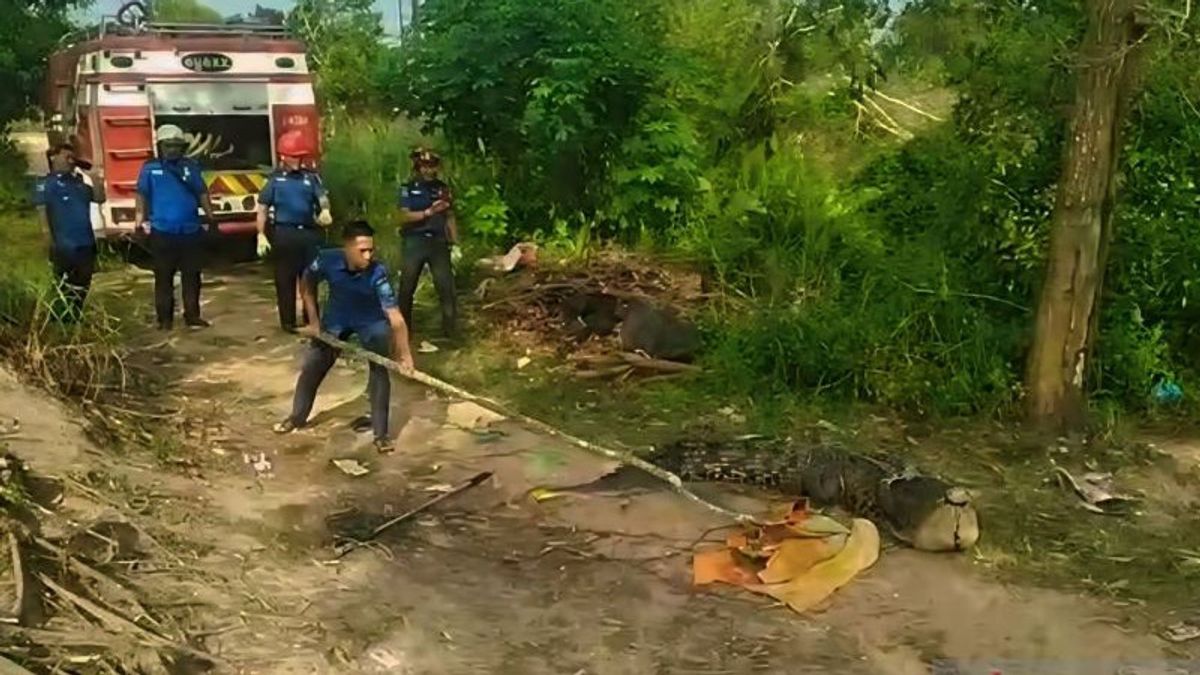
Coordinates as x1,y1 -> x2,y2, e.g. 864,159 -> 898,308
1024,0 -> 1145,430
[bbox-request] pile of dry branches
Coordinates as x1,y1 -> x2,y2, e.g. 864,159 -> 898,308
471,248 -> 710,380
0,452 -> 223,674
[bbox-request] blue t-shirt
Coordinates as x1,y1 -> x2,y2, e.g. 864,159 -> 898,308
33,172 -> 96,251
258,169 -> 326,227
398,179 -> 450,238
136,158 -> 206,234
305,248 -> 398,333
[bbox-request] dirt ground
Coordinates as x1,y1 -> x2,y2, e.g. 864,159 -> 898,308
2,260 -> 1197,674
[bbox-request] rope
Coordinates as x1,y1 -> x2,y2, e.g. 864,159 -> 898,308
306,331 -> 753,523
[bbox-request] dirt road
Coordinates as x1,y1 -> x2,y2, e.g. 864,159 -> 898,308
3,262 -> 1194,674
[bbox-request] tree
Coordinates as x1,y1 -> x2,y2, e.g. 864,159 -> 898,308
0,0 -> 86,130
287,0 -> 384,116
1024,0 -> 1149,429
152,0 -> 223,23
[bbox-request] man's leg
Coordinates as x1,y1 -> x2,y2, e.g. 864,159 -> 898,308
279,339 -> 339,431
48,248 -> 72,323
296,229 -> 322,326
179,232 -> 206,326
63,247 -> 96,321
396,237 -> 429,330
359,321 -> 394,451
427,240 -> 459,338
272,228 -> 301,330
149,234 -> 177,328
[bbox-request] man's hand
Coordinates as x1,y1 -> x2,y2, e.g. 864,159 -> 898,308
397,349 -> 415,374
256,233 -> 271,257
317,209 -> 333,227
449,244 -> 463,266
429,200 -> 451,215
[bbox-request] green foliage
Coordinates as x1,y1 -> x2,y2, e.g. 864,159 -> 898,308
334,0 -> 1200,420
0,140 -> 32,213
288,0 -> 385,116
152,0 -> 222,22
382,0 -> 670,234
0,0 -> 85,129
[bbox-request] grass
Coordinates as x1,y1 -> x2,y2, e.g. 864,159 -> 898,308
403,249 -> 1200,630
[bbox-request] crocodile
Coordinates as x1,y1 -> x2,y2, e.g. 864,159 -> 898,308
648,437 -> 980,552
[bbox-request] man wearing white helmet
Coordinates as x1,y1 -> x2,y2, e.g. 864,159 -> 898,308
135,124 -> 216,330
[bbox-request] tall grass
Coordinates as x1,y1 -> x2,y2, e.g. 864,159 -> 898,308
0,141 -> 134,402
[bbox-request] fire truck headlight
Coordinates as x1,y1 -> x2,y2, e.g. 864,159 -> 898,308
111,208 -> 136,223
242,196 -> 255,211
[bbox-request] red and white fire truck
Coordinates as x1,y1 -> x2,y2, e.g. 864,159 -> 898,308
40,2 -> 322,253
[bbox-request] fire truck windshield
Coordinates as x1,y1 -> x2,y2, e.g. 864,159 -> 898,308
149,82 -> 273,173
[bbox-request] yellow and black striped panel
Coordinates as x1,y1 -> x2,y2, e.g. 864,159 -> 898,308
203,172 -> 268,196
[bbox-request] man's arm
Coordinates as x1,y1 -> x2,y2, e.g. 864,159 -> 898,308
32,179 -> 51,246
374,270 -> 414,370
135,163 -> 151,230
200,192 -> 216,225
299,268 -> 321,332
297,256 -> 325,335
37,207 -> 52,250
446,208 -> 459,244
188,161 -> 215,225
314,178 -> 332,226
384,307 -> 414,371
256,179 -> 274,236
88,169 -> 106,204
398,184 -> 449,227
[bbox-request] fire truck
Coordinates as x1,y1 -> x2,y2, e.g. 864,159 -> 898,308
40,2 -> 322,257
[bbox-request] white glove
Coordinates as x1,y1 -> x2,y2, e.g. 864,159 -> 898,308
317,209 -> 333,227
256,233 -> 271,257
450,244 -> 462,265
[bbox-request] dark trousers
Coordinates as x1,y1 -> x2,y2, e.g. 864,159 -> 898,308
149,231 -> 205,325
49,245 -> 96,323
397,234 -> 457,336
270,226 -> 322,329
288,321 -> 392,439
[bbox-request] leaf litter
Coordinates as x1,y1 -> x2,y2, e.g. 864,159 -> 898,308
691,500 -> 879,613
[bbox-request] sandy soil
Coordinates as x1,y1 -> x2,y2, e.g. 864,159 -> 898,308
1,262 -> 1194,674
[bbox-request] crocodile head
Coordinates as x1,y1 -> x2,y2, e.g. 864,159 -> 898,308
878,476 -> 980,552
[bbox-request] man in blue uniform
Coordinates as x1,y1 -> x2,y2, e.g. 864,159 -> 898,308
255,129 -> 333,332
135,124 -> 216,330
32,143 -> 105,322
273,220 -> 415,453
396,148 -> 460,340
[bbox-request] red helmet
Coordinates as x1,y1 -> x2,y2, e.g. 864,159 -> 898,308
276,129 -> 312,158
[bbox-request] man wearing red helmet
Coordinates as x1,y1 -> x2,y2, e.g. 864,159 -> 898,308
256,129 -> 334,332
397,147 -> 460,340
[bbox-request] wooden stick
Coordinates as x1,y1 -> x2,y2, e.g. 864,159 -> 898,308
0,653 -> 36,675
32,537 -> 152,626
868,88 -> 945,122
574,365 -> 634,380
6,533 -> 24,622
307,332 -> 753,523
34,573 -> 227,668
618,352 -> 701,373
333,471 -> 493,558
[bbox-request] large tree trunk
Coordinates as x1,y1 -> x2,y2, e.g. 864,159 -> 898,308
1024,0 -> 1145,430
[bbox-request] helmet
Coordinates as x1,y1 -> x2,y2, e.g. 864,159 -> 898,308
155,124 -> 186,145
276,129 -> 313,158
410,147 -> 440,166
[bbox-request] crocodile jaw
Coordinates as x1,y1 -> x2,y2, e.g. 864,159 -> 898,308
909,503 -> 980,552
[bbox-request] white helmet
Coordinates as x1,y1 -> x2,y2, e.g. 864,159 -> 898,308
155,124 -> 186,144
